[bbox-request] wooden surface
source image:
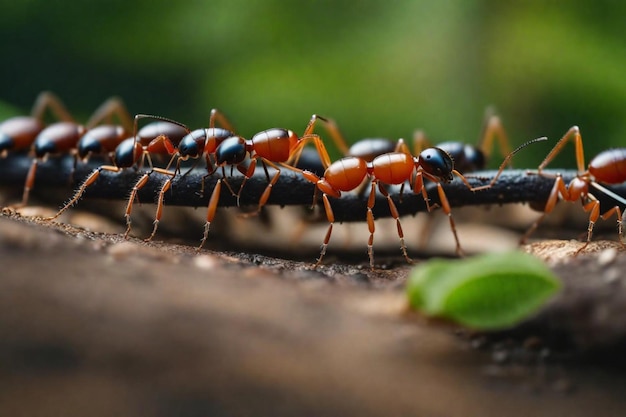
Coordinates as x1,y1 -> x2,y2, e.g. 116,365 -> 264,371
1,210 -> 626,417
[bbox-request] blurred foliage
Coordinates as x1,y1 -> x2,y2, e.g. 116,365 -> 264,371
1,0 -> 625,166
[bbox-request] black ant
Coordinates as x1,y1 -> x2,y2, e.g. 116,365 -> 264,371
522,126 -> 626,253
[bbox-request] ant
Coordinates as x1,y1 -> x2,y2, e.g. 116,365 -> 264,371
297,134 -> 545,269
287,112 -> 512,246
125,111 -> 328,248
124,111 -> 236,241
46,117 -> 189,226
15,96 -> 133,208
522,126 -> 626,253
0,91 -> 74,157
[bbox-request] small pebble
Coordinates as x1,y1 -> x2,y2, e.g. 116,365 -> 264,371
194,254 -> 219,270
598,248 -> 618,266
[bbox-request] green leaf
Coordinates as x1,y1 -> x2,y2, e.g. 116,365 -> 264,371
406,252 -> 561,330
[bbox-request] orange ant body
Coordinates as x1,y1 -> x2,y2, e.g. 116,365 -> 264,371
523,126 -> 626,252
47,118 -> 189,224
288,112 -> 513,250
121,111 -> 329,247
16,97 -> 133,208
126,111 -> 236,241
192,112 -> 328,249
0,91 -> 74,157
298,134 -> 544,269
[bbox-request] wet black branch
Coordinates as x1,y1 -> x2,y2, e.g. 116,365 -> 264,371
1,154 -> 625,222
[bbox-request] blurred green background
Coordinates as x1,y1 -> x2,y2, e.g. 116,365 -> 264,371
1,0 -> 625,167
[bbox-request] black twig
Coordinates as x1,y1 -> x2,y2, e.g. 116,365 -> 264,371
1,154 -> 625,222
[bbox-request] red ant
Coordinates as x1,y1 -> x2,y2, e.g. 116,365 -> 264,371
192,112 -> 328,250
14,96 -> 133,208
288,112 -> 513,246
125,111 -> 236,241
522,126 -> 626,253
46,117 -> 189,225
0,91 -> 74,157
297,134 -> 545,269
123,111 -> 328,248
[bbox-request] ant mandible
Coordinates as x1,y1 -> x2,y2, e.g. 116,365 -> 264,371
522,126 -> 626,253
298,133 -> 544,269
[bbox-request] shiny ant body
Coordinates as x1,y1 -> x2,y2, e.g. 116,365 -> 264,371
297,131 -> 544,269
522,126 -> 626,252
14,96 -> 134,208
47,117 -> 189,225
288,112 -> 513,249
185,111 -> 326,249
124,111 -> 330,247
0,91 -> 74,157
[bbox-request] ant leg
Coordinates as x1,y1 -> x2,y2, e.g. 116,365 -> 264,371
288,133 -> 332,170
412,130 -> 433,156
477,111 -> 512,161
252,159 -> 282,215
208,108 -> 236,133
366,181 -> 377,269
315,193 -> 336,268
394,138 -> 412,155
538,126 -> 585,174
600,206 -> 626,248
520,176 -> 569,244
575,198 -> 601,254
286,165 -> 323,209
45,165 -> 122,220
14,159 -> 38,208
30,91 -> 74,122
377,182 -> 412,264
235,159 -> 258,206
124,171 -> 153,238
434,182 -> 464,256
413,172 -> 440,212
420,170 -> 465,256
86,97 -> 133,132
219,166 -> 239,198
198,179 -> 222,251
301,114 -> 350,157
146,168 -> 177,241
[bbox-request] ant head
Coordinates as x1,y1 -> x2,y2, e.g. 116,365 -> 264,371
417,147 -> 454,182
77,125 -> 125,160
115,137 -> 143,168
0,132 -> 13,153
178,129 -> 207,158
77,129 -> 103,159
215,136 -> 247,165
